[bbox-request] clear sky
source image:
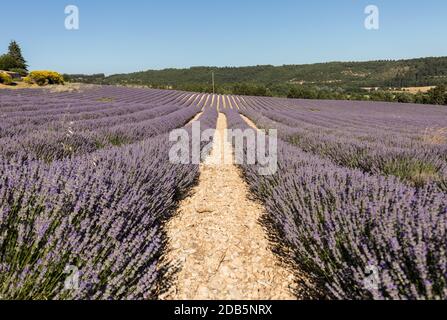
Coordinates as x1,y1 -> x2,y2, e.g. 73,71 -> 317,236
1,0 -> 446,74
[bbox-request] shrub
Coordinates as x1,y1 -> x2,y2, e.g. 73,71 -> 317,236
395,92 -> 414,103
427,85 -> 447,105
0,72 -> 13,85
9,68 -> 28,77
23,76 -> 32,84
27,71 -> 65,86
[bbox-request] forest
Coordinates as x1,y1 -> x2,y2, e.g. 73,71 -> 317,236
64,56 -> 447,105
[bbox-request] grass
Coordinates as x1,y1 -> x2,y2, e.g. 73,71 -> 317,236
382,159 -> 441,188
422,127 -> 447,145
96,97 -> 115,103
108,135 -> 131,147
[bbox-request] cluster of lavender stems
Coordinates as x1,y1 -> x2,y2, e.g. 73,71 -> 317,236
222,101 -> 447,300
0,87 -> 218,299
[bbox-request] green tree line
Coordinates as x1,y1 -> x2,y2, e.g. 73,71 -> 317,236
65,57 -> 447,105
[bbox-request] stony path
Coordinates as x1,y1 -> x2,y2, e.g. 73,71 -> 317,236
161,112 -> 295,300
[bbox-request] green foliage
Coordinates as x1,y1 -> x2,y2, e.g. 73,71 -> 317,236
63,73 -> 106,83
0,41 -> 28,71
395,92 -> 414,103
383,159 -> 441,187
7,41 -> 28,71
427,85 -> 447,105
68,56 -> 447,89
414,92 -> 431,104
370,91 -> 395,102
108,135 -> 131,146
26,71 -> 64,86
64,56 -> 447,105
9,68 -> 28,76
0,72 -> 13,85
23,76 -> 32,84
96,97 -> 115,103
288,87 -> 318,99
232,83 -> 272,96
0,54 -> 17,71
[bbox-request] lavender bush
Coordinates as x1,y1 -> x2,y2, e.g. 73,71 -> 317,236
0,88 -> 206,161
0,87 -> 217,299
223,105 -> 447,300
238,97 -> 447,189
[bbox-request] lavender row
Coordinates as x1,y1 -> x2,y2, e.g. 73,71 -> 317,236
0,89 -> 184,117
0,89 -> 201,138
223,107 -> 447,300
0,86 -> 194,113
248,103 -> 445,152
0,103 -> 183,139
240,106 -> 447,189
0,104 -> 218,300
239,95 -> 447,136
0,100 -> 202,162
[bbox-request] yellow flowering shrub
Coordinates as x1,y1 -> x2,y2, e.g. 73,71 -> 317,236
23,76 -> 32,84
27,71 -> 65,86
0,72 -> 13,85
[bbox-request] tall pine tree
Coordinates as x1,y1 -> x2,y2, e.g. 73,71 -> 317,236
7,40 -> 28,71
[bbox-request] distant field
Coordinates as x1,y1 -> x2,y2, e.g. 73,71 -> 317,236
363,86 -> 437,94
394,86 -> 437,94
0,86 -> 446,300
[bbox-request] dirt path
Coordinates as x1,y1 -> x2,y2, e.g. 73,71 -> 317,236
187,112 -> 203,125
241,114 -> 258,129
161,113 -> 295,300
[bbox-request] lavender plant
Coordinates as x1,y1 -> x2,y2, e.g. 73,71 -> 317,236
223,106 -> 447,300
0,87 -> 218,299
238,97 -> 447,189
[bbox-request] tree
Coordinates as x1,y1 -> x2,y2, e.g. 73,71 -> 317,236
0,54 -> 17,70
288,86 -> 318,99
7,40 -> 28,71
414,92 -> 431,104
395,92 -> 414,103
427,85 -> 446,105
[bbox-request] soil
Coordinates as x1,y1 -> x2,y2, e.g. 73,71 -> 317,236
161,112 -> 296,300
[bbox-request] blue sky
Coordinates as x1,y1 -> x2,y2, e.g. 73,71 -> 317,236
1,0 -> 446,74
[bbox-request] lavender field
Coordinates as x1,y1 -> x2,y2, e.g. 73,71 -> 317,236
0,86 -> 446,300
227,96 -> 447,299
0,87 -> 216,299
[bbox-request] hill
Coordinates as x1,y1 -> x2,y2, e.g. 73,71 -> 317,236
64,57 -> 447,104
66,57 -> 447,88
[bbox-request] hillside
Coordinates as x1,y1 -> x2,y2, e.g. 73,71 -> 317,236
66,56 -> 447,90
